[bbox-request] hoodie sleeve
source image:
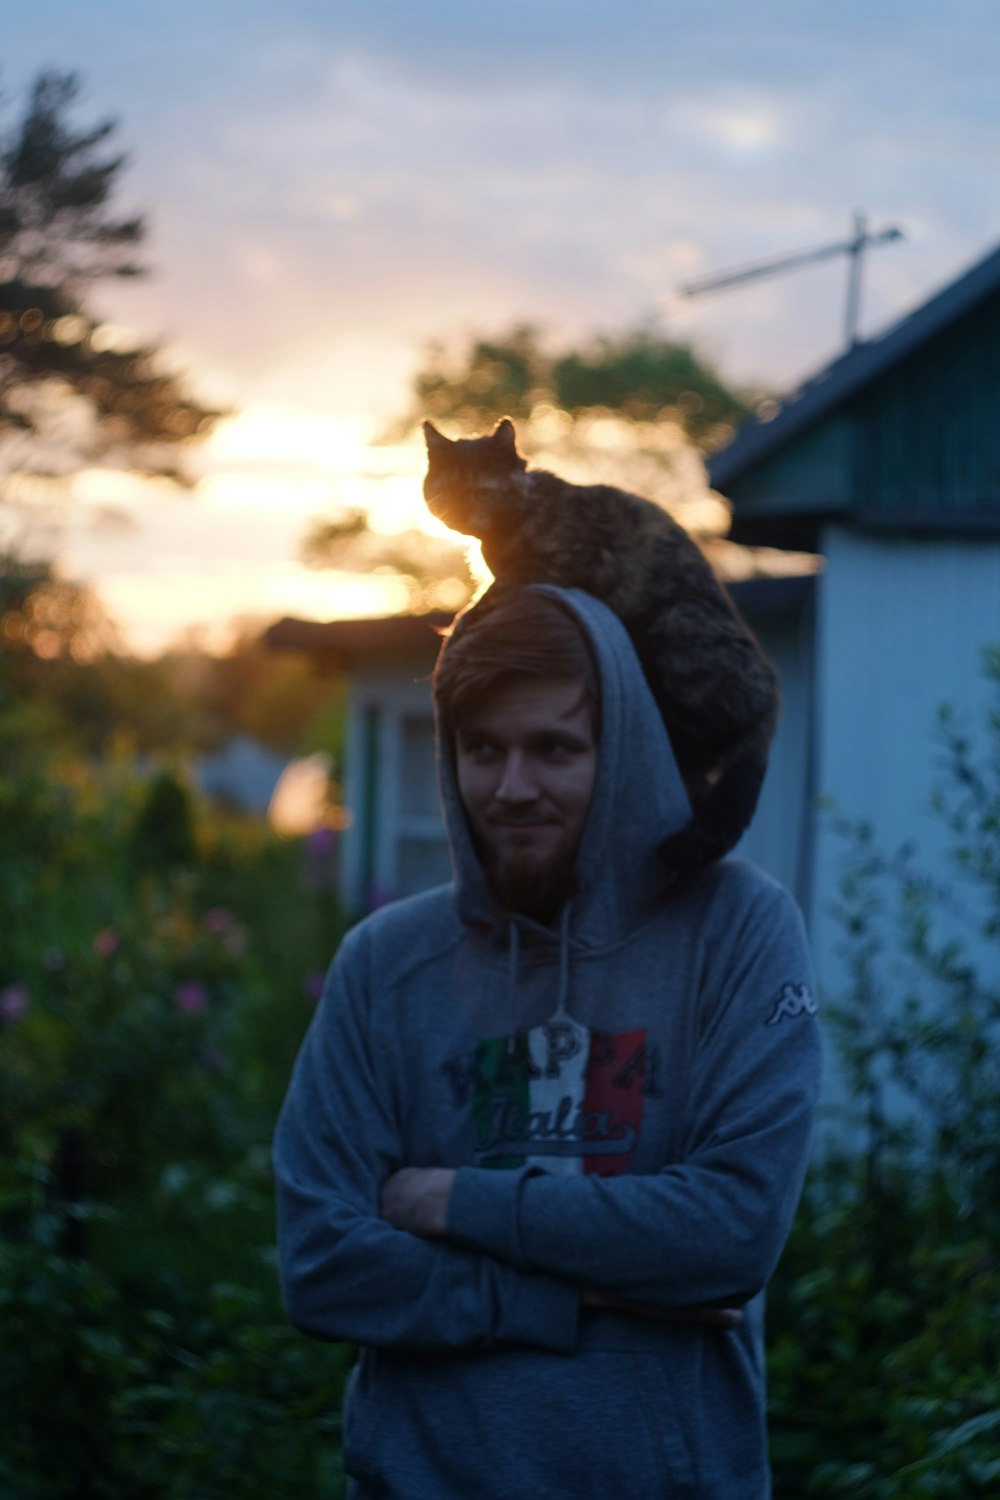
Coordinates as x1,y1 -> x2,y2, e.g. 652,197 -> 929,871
272,930 -> 580,1352
446,879 -> 820,1307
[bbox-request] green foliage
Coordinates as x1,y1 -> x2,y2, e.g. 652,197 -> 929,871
0,550 -> 120,673
551,329 -> 751,447
769,1182 -> 1000,1498
767,651 -> 1000,1496
11,639 -> 997,1493
408,323 -> 546,430
130,769 -> 198,872
396,320 -> 753,451
0,1224 -> 350,1498
182,620 -> 351,756
0,742 -> 351,1495
299,507 -> 473,611
0,601 -> 344,758
334,319 -> 754,602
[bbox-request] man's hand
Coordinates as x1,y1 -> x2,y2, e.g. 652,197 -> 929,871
581,1286 -> 744,1329
380,1167 -> 456,1239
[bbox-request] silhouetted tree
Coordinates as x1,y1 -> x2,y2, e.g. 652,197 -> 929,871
552,329 -> 753,449
305,322 -> 758,604
391,322 -> 756,452
0,70 -> 221,480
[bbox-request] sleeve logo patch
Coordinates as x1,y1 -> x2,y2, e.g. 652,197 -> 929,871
766,983 -> 818,1027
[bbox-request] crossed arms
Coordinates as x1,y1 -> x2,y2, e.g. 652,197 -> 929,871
379,1165 -> 744,1328
273,897 -> 820,1354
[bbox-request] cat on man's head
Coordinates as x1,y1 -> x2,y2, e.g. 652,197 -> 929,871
422,415 -> 781,874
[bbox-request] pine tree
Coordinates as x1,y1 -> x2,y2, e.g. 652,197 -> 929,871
0,70 -> 220,479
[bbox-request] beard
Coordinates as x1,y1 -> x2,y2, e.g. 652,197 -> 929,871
479,839 -> 579,925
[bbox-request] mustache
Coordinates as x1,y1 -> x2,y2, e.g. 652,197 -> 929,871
486,814 -> 556,827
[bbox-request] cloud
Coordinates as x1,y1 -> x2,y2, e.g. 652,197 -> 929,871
10,1 -> 993,405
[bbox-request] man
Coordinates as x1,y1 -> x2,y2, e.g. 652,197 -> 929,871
273,585 -> 821,1498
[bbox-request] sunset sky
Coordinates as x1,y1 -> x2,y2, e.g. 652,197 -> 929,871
4,1 -> 998,652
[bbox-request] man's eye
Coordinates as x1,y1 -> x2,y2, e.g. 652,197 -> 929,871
462,739 -> 498,762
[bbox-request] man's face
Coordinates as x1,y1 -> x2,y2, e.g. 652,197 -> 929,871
454,674 -> 598,922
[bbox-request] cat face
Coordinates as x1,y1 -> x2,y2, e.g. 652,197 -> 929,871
422,418 -> 527,535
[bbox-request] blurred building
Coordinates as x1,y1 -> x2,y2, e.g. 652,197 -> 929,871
710,238 -> 1000,1006
267,240 -> 1000,1000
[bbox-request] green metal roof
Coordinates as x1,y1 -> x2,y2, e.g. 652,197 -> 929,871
710,242 -> 1000,545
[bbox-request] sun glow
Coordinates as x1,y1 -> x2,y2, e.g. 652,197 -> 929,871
206,404 -> 372,472
53,396 -> 470,655
206,402 -> 446,537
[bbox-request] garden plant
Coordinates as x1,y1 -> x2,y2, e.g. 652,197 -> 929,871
2,655 -> 1000,1494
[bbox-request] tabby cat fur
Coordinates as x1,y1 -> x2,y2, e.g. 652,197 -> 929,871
423,416 -> 781,875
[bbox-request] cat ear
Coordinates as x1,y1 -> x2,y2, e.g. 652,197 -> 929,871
492,417 -> 518,452
423,420 -> 452,452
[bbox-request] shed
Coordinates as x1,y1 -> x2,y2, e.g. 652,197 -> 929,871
268,242 -> 1000,965
708,239 -> 1000,1017
267,578 -> 815,916
267,611 -> 452,913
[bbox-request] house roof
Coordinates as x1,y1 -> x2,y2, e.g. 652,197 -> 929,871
266,610 -> 452,668
266,576 -> 816,668
709,241 -> 1000,492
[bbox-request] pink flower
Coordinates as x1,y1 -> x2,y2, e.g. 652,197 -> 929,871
94,928 -> 119,958
303,971 -> 325,1003
175,981 -> 208,1015
202,907 -> 233,935
0,983 -> 29,1024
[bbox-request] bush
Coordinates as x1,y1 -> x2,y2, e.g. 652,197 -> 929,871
0,742 -> 351,1496
767,652 -> 1000,1497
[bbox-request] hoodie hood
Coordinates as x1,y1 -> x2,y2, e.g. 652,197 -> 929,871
437,586 -> 691,948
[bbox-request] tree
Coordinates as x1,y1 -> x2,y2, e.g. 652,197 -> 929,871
551,329 -> 753,449
181,617 -> 347,755
0,70 -> 221,481
391,322 -> 756,452
402,324 -> 547,434
304,323 -> 758,605
299,506 -> 475,615
0,550 -> 118,662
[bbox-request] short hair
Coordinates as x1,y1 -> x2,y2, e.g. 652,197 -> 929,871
433,587 -> 599,731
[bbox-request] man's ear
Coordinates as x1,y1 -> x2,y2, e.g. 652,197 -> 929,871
423,420 -> 451,452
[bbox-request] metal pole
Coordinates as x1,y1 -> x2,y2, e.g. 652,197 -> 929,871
844,211 -> 867,348
674,217 -> 903,354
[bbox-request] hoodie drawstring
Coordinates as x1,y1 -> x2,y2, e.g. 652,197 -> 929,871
552,903 -> 573,1024
506,919 -> 521,1053
504,902 -> 574,1049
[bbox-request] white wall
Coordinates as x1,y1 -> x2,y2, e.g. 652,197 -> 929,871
809,527 -> 1000,1130
733,604 -> 816,911
340,666 -> 448,915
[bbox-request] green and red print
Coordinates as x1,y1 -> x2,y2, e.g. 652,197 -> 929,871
441,1019 -> 662,1177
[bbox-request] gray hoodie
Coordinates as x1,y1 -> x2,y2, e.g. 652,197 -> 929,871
273,587 -> 821,1499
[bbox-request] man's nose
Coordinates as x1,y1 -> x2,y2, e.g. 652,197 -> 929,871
495,751 -> 537,802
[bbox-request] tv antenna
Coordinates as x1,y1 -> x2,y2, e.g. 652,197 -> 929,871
676,211 -> 904,350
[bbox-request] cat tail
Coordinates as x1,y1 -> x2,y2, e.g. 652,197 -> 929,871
659,728 -> 772,875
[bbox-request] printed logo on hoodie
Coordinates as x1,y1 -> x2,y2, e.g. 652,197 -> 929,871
441,1018 -> 662,1177
765,982 -> 818,1027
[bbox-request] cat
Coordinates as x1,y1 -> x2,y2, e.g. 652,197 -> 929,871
422,415 -> 781,875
